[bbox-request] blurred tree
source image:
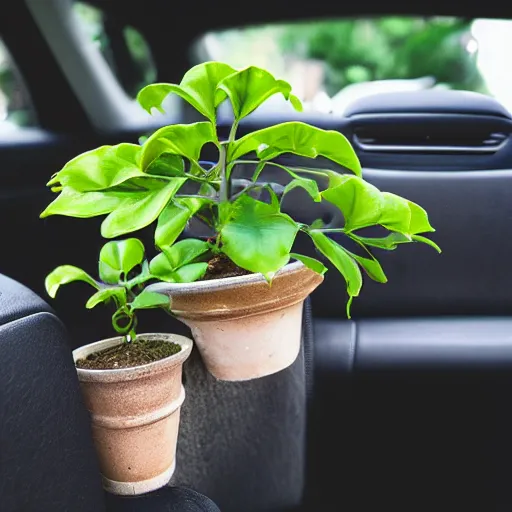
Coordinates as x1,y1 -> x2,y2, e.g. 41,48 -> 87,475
280,17 -> 485,96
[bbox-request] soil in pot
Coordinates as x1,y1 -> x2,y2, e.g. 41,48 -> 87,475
201,254 -> 252,281
75,338 -> 182,370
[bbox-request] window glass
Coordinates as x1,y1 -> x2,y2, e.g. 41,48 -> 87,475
73,1 -> 157,98
0,38 -> 37,132
193,17 -> 512,114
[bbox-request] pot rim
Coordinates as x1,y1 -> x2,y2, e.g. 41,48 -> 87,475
146,260 -> 304,296
72,332 -> 193,382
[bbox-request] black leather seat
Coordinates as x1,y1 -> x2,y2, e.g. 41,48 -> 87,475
307,317 -> 512,512
0,273 -> 219,512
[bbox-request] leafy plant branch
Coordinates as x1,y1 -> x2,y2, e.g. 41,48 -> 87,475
45,238 -> 212,341
41,61 -> 441,316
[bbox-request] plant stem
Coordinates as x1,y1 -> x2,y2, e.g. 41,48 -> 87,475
228,120 -> 239,143
219,143 -> 230,203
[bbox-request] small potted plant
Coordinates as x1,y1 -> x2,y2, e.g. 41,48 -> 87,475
44,237 -> 208,495
41,61 -> 440,381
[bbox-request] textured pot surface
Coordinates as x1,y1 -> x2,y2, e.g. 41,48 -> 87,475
149,261 -> 323,381
73,333 -> 193,496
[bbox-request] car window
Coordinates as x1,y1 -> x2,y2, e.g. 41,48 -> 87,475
0,38 -> 37,133
73,1 -> 157,98
193,17 -> 512,115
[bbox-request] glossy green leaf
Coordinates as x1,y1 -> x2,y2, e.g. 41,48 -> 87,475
321,176 -> 383,231
86,287 -> 126,309
220,195 -> 299,280
351,232 -> 412,250
215,66 -> 302,120
45,265 -> 99,298
283,177 -> 321,202
137,62 -> 237,122
149,252 -> 174,280
146,152 -> 185,178
47,144 -> 145,192
229,122 -> 361,176
130,290 -> 170,311
155,197 -> 207,248
411,234 -> 442,253
408,200 -> 436,234
345,250 -> 387,283
140,122 -> 218,172
321,178 -> 432,235
98,238 -> 145,283
379,192 -> 412,232
308,231 -> 362,317
101,179 -> 186,238
162,239 -> 210,269
290,253 -> 327,275
151,261 -> 208,283
40,188 -> 128,219
150,239 -> 209,279
170,262 -> 208,282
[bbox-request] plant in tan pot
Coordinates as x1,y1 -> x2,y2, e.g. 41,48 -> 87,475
44,237 -> 205,495
41,61 -> 440,382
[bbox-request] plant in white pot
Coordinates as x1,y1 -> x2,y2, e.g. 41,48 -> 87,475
44,237 -> 210,495
41,61 -> 440,382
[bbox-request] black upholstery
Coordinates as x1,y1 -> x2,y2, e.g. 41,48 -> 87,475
308,317 -> 512,511
0,294 -> 106,511
105,487 -> 221,512
0,275 -> 220,512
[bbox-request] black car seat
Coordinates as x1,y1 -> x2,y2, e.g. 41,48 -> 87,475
0,273 -> 219,512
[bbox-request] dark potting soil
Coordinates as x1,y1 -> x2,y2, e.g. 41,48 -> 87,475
200,254 -> 252,281
75,338 -> 181,370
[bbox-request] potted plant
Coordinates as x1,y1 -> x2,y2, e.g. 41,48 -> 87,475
44,237 -> 206,495
41,61 -> 440,381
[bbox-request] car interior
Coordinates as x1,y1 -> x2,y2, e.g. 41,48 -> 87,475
2,1 -> 512,511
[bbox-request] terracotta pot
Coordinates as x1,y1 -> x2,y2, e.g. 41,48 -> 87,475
149,261 -> 323,381
72,333 -> 193,496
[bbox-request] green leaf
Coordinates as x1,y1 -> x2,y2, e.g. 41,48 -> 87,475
99,238 -> 145,283
215,66 -> 302,120
40,188 -> 128,219
283,177 -> 321,202
101,179 -> 186,238
229,122 -> 361,177
411,234 -> 442,253
379,192 -> 412,232
155,197 -> 207,248
345,250 -> 387,283
408,200 -> 435,234
308,231 -> 362,317
149,252 -> 174,280
47,144 -> 145,192
290,252 -> 327,275
140,122 -> 218,172
149,239 -> 209,279
162,239 -> 210,268
351,232 -> 412,250
45,265 -> 99,298
322,176 -> 383,231
86,287 -> 126,309
321,178 -> 430,235
130,290 -> 170,311
220,194 -> 299,280
151,261 -> 208,283
146,152 -> 185,178
137,62 -> 237,122
170,262 -> 208,282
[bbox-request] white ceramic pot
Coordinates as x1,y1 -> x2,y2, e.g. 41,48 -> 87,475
148,261 -> 323,381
